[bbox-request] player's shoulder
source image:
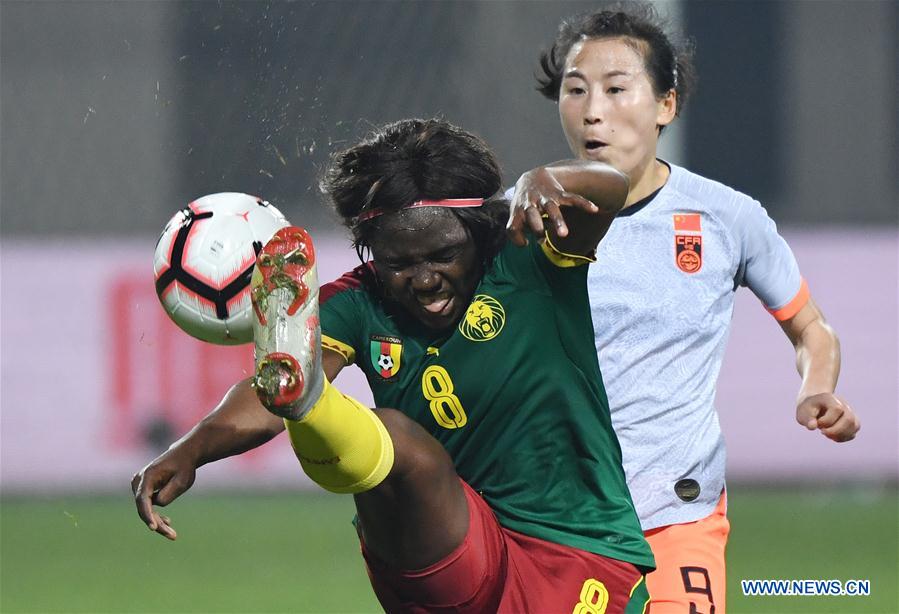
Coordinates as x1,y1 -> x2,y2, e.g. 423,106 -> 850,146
484,238 -> 552,291
489,239 -> 532,278
664,163 -> 766,229
320,261 -> 378,306
666,164 -> 757,212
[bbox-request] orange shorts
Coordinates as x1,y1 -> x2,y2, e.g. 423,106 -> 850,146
644,491 -> 729,614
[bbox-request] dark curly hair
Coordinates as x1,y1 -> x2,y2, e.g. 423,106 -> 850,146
537,1 -> 696,131
320,118 -> 509,267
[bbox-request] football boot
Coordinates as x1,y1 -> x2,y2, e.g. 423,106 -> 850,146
251,226 -> 324,420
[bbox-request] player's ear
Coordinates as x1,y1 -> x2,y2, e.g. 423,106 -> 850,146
656,89 -> 676,128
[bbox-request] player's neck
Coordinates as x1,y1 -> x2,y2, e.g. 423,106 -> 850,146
624,159 -> 670,208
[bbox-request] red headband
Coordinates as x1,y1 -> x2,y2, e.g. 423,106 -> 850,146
356,198 -> 484,222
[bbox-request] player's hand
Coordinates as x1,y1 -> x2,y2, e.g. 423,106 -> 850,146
795,393 -> 860,442
131,447 -> 199,541
506,167 -> 598,247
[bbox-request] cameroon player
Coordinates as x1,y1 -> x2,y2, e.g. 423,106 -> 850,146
136,118 -> 654,612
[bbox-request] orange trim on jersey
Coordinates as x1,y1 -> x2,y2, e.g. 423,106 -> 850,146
322,334 -> 355,364
539,232 -> 596,268
767,278 -> 810,321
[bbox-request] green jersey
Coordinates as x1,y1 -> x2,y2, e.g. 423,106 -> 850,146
319,239 -> 654,569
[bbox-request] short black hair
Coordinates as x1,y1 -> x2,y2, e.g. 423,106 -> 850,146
320,118 -> 508,266
537,1 -> 696,127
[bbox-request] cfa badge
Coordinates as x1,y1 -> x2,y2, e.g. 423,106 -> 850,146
459,294 -> 505,342
675,235 -> 702,273
673,213 -> 702,274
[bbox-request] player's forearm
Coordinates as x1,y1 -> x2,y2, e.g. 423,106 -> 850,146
794,320 -> 841,401
533,160 -> 628,256
543,160 -> 629,213
172,377 -> 286,468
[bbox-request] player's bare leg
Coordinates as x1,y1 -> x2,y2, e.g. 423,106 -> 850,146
252,226 -> 468,570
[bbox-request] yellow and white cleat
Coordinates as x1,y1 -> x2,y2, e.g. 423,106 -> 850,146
251,226 -> 323,420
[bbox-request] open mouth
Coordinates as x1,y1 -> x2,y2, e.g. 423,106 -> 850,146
416,293 -> 454,316
585,139 -> 608,151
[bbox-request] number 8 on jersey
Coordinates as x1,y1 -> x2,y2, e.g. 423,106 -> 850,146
421,365 -> 467,429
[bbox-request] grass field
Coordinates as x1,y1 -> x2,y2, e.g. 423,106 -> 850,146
2,484 -> 896,613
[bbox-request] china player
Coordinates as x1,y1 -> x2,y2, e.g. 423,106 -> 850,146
506,4 -> 861,612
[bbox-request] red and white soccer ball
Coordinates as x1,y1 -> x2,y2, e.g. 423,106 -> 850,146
153,192 -> 290,345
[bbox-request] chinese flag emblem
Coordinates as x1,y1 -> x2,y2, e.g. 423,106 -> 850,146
673,213 -> 701,232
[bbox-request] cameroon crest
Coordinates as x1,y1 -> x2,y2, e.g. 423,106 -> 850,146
459,294 -> 505,342
370,334 -> 402,380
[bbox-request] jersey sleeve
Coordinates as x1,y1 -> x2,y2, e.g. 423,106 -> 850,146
319,265 -> 373,365
733,199 -> 808,321
504,184 -> 595,275
538,233 -> 597,268
492,235 -> 591,308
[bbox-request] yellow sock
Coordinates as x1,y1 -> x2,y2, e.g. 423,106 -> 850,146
283,379 -> 394,494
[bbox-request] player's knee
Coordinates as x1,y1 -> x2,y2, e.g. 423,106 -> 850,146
373,407 -> 455,484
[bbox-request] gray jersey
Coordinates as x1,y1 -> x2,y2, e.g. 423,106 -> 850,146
509,162 -> 807,530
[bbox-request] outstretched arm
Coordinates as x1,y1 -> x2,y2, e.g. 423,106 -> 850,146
779,298 -> 859,442
132,349 -> 347,540
506,160 -> 629,256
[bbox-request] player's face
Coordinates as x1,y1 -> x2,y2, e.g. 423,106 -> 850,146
558,37 -> 675,182
369,208 -> 481,331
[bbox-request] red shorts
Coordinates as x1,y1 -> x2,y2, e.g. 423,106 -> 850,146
361,480 -> 649,613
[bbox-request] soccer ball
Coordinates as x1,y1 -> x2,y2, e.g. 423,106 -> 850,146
153,192 -> 290,345
377,354 -> 394,371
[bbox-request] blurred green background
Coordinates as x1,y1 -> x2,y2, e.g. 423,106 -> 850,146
3,484 -> 896,613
